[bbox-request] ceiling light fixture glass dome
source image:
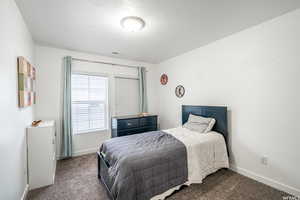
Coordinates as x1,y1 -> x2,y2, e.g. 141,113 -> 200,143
120,16 -> 146,32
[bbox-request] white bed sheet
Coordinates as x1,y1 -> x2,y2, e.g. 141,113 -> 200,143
151,127 -> 229,200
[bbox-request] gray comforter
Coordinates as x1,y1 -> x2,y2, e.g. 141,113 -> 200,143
100,131 -> 188,200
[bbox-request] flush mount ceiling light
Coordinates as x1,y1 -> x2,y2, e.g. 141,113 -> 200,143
120,16 -> 146,32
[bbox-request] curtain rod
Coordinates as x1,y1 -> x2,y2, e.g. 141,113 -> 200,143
71,58 -> 140,69
115,76 -> 139,80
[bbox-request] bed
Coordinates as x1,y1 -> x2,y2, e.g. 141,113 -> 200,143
97,105 -> 229,200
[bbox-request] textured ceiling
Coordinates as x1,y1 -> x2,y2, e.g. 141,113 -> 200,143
16,0 -> 300,63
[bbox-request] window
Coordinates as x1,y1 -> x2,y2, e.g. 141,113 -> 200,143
71,74 -> 108,134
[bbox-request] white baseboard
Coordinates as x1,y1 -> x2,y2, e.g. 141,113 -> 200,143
21,184 -> 29,200
230,165 -> 300,197
72,147 -> 98,157
55,148 -> 98,160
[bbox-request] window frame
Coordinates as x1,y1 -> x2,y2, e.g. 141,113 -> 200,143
71,72 -> 109,135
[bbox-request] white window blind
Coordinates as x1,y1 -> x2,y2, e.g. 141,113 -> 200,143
71,74 -> 108,134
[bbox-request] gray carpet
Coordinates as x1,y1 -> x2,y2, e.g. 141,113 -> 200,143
27,154 -> 290,200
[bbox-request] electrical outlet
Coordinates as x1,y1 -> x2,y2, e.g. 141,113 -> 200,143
261,156 -> 268,165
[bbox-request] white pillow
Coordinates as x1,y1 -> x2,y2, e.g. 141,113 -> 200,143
183,114 -> 216,133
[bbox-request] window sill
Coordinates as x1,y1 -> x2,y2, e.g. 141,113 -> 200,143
73,128 -> 109,135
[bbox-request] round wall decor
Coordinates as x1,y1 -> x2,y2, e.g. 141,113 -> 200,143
160,74 -> 168,85
175,85 -> 185,98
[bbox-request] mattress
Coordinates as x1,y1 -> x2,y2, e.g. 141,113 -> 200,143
151,127 -> 229,200
99,127 -> 229,200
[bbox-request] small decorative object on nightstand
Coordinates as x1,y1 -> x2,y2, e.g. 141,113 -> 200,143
31,120 -> 42,127
111,114 -> 158,137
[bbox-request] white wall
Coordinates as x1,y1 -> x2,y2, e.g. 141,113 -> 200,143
155,9 -> 300,196
34,45 -> 158,157
0,0 -> 35,199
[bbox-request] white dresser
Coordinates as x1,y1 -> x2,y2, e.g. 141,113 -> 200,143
27,120 -> 56,190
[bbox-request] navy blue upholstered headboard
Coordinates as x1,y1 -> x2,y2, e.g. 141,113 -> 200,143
182,105 -> 228,144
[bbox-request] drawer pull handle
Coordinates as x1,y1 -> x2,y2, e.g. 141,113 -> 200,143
127,122 -> 132,126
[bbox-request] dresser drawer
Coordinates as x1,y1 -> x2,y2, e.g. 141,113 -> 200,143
142,126 -> 157,132
118,119 -> 139,130
118,128 -> 143,136
140,117 -> 157,126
